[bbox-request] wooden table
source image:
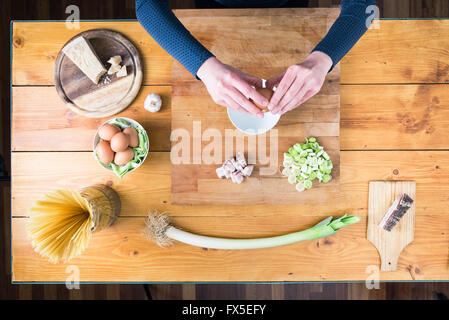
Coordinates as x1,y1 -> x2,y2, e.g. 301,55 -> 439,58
11,9 -> 449,282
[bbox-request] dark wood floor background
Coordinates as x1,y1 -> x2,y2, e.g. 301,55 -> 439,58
2,0 -> 449,300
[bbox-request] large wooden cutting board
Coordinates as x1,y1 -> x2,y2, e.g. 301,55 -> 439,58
171,10 -> 340,205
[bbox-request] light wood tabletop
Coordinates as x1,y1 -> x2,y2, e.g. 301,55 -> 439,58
11,9 -> 449,282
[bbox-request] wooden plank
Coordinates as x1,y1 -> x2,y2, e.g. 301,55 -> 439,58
11,151 -> 449,217
12,83 -> 449,151
12,18 -> 449,86
171,10 -> 340,204
12,21 -> 172,85
10,151 -> 343,218
10,150 -> 346,218
341,20 -> 449,84
379,0 -> 449,19
368,181 -> 416,271
11,214 -> 449,282
12,86 -> 172,152
383,0 -> 410,18
341,84 -> 449,150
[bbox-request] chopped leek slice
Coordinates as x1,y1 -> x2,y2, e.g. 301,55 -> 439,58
283,160 -> 293,167
288,175 -> 297,184
304,180 -> 312,189
282,167 -> 291,177
293,143 -> 302,152
296,182 -> 305,192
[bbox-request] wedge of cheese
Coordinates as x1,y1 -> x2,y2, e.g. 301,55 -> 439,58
62,36 -> 106,84
107,55 -> 122,66
116,65 -> 128,78
107,64 -> 122,75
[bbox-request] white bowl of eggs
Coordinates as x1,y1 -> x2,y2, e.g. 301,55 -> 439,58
93,117 -> 149,178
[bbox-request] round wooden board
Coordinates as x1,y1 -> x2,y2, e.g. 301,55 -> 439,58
55,29 -> 143,118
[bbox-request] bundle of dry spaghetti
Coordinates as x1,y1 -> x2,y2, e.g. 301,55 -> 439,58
27,190 -> 94,263
27,186 -> 120,264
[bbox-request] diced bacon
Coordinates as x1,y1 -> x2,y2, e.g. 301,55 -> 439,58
230,172 -> 236,183
223,160 -> 236,173
236,152 -> 247,167
216,167 -> 226,179
379,193 -> 414,231
217,154 -> 253,184
235,162 -> 244,172
242,165 -> 254,177
231,171 -> 244,184
230,157 -> 243,171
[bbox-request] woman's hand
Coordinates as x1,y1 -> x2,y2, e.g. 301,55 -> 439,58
197,57 -> 268,118
266,51 -> 333,115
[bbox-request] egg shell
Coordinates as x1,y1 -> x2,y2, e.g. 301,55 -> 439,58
95,141 -> 114,164
110,132 -> 129,152
123,127 -> 139,148
252,88 -> 274,111
114,148 -> 135,166
98,124 -> 121,141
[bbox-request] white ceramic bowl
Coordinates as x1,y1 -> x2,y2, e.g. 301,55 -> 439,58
93,117 -> 149,175
227,108 -> 281,135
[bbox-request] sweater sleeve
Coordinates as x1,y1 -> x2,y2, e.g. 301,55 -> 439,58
312,0 -> 377,70
135,0 -> 215,79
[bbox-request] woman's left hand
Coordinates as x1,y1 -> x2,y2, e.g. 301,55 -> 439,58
266,51 -> 333,115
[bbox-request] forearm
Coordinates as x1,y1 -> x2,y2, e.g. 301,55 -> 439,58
135,0 -> 214,78
312,0 -> 377,71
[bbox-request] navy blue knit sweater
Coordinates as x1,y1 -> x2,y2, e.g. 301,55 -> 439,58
136,0 -> 376,77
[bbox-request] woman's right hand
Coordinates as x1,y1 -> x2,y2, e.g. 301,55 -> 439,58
197,57 -> 268,118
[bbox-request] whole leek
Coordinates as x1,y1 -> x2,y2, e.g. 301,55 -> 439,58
145,213 -> 360,250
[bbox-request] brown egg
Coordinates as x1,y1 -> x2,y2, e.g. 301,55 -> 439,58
110,132 -> 129,152
252,88 -> 274,111
123,127 -> 139,148
98,124 -> 120,141
114,148 -> 135,166
95,141 -> 114,164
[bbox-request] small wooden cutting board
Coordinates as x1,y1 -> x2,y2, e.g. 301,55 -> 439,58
367,181 -> 416,271
54,29 -> 142,118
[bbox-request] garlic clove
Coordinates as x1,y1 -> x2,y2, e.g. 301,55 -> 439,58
144,93 -> 162,113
